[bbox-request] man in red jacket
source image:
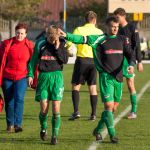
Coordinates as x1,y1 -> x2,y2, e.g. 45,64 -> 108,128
0,23 -> 33,133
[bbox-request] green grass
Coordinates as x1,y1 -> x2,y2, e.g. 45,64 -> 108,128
0,64 -> 150,150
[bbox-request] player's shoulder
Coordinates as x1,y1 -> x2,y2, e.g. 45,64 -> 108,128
127,22 -> 138,32
117,35 -> 130,44
35,37 -> 46,50
73,26 -> 83,33
94,27 -> 103,34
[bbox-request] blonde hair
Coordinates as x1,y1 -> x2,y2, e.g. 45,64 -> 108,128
46,25 -> 59,42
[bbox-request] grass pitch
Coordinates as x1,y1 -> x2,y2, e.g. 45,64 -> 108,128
0,64 -> 150,150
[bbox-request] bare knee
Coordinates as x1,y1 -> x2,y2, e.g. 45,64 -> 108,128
72,84 -> 81,91
52,101 -> 61,113
40,100 -> 49,115
88,85 -> 97,95
113,102 -> 119,112
104,102 -> 114,111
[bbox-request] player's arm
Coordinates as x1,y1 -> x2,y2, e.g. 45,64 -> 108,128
27,40 -> 41,78
59,29 -> 99,47
65,28 -> 79,57
123,37 -> 136,73
55,39 -> 69,64
131,26 -> 143,71
132,27 -> 142,63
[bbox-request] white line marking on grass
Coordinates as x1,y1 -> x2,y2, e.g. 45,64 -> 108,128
88,81 -> 150,150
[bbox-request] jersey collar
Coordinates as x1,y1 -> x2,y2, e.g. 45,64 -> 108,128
105,33 -> 117,39
84,23 -> 95,28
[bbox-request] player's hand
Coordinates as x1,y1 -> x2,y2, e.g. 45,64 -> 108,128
55,39 -> 60,49
137,62 -> 143,72
28,77 -> 33,87
58,28 -> 66,37
127,66 -> 134,74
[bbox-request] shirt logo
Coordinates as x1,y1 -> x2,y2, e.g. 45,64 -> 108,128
104,49 -> 123,54
104,95 -> 110,99
40,55 -> 56,60
125,37 -> 129,44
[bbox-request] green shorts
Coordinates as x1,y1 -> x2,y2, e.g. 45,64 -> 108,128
35,71 -> 64,101
123,57 -> 134,79
99,72 -> 123,103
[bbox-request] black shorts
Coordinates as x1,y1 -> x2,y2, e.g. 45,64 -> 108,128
71,57 -> 97,85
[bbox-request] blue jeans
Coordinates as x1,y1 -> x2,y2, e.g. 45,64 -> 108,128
2,78 -> 27,126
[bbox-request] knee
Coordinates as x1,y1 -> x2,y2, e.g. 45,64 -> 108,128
72,84 -> 80,91
89,85 -> 97,95
41,110 -> 48,116
105,104 -> 114,111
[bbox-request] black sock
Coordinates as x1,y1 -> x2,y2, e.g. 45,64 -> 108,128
72,90 -> 79,113
90,95 -> 98,116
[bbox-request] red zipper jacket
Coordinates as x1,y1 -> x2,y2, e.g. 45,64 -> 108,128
0,37 -> 34,86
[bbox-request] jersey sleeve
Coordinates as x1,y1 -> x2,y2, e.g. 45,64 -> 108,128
131,25 -> 142,63
55,40 -> 69,64
123,36 -> 136,66
66,33 -> 100,48
27,39 -> 45,78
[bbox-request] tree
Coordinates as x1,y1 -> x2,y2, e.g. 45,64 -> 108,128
0,0 -> 48,37
0,0 -> 45,21
67,0 -> 107,30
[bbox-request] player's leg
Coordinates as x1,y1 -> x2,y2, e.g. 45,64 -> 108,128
113,81 -> 122,112
94,102 -> 117,143
93,72 -> 118,143
51,100 -> 61,145
69,84 -> 81,120
69,59 -> 85,120
50,71 -> 64,145
126,77 -> 137,119
123,57 -> 137,119
87,64 -> 98,120
39,100 -> 49,141
35,72 -> 50,141
88,85 -> 97,120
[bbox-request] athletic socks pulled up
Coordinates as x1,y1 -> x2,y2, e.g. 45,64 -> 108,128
90,95 -> 98,116
104,110 -> 116,138
95,111 -> 105,133
72,90 -> 79,113
95,110 -> 116,138
130,93 -> 137,113
39,112 -> 48,130
51,113 -> 61,138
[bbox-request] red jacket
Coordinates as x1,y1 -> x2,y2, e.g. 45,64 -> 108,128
0,37 -> 34,86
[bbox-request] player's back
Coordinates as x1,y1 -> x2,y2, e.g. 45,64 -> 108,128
74,23 -> 103,58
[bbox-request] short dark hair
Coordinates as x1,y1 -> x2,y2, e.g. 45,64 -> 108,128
114,7 -> 126,16
15,23 -> 28,33
105,16 -> 119,25
85,11 -> 97,23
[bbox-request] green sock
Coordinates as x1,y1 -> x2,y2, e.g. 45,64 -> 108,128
95,111 -> 105,133
130,93 -> 137,113
104,110 -> 116,138
52,113 -> 61,138
39,112 -> 48,130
